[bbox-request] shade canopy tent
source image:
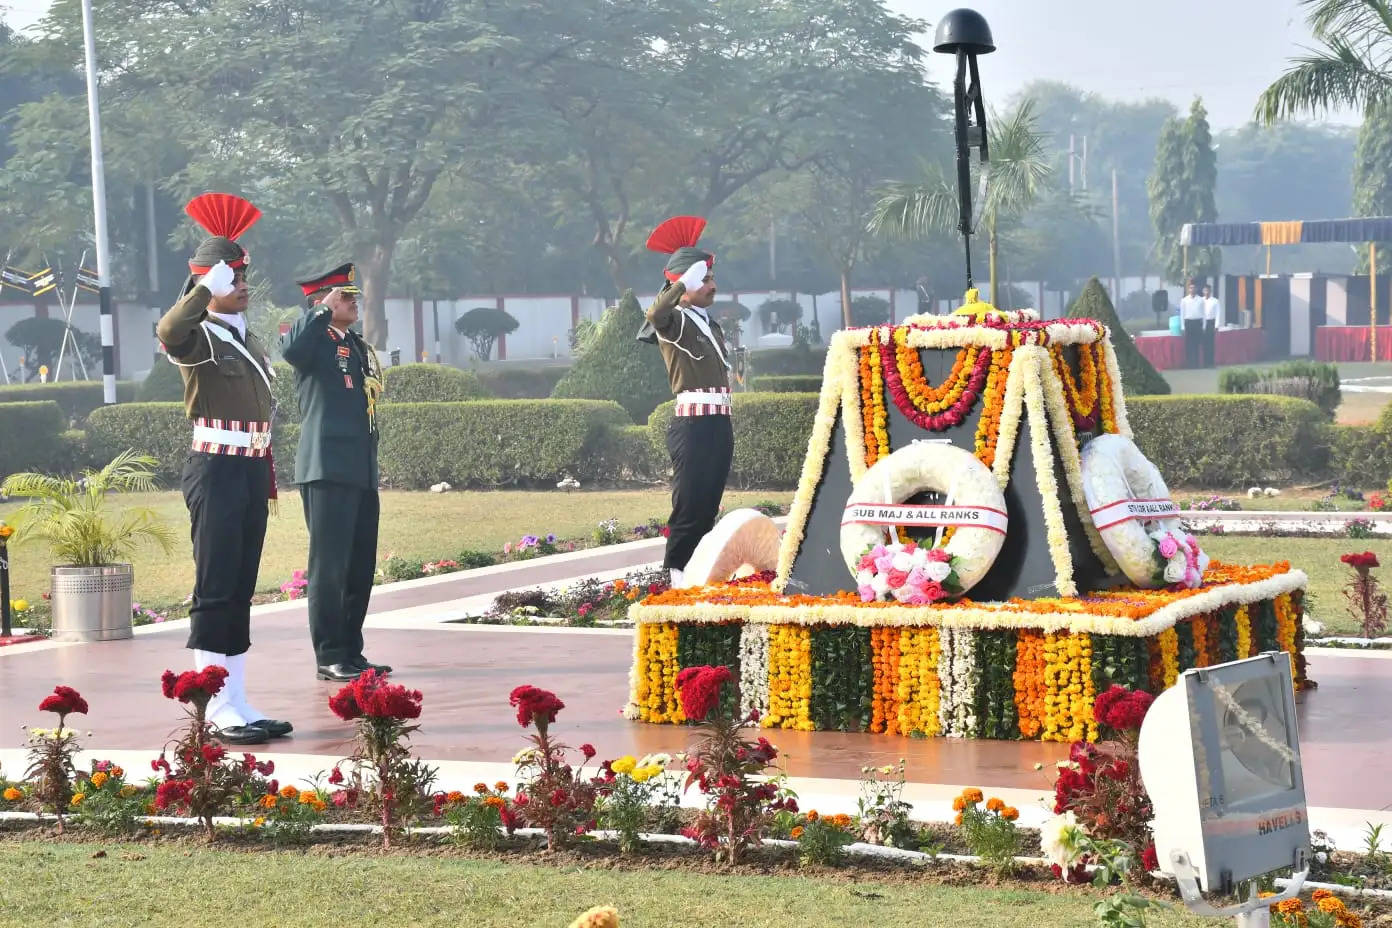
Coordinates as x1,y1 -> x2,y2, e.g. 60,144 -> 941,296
1180,218 -> 1391,361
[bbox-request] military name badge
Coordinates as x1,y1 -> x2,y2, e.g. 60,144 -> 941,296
337,346 -> 350,358
343,373 -> 354,389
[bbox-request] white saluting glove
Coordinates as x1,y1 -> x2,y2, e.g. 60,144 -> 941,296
199,261 -> 235,298
677,260 -> 708,293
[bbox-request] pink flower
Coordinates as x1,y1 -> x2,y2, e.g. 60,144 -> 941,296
858,584 -> 876,602
873,555 -> 893,573
1157,535 -> 1179,559
857,554 -> 876,572
926,547 -> 950,563
886,568 -> 909,589
921,580 -> 945,601
502,542 -> 512,555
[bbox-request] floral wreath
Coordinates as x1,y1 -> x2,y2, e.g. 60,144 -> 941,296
854,539 -> 962,603
839,441 -> 1007,596
1080,434 -> 1207,589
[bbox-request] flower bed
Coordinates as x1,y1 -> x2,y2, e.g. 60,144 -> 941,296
624,563 -> 1309,740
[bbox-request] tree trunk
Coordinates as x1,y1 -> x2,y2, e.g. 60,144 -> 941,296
840,269 -> 853,329
603,245 -> 629,297
988,219 -> 999,307
358,240 -> 397,349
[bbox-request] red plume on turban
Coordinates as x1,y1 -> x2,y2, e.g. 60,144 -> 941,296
185,193 -> 262,241
646,216 -> 706,254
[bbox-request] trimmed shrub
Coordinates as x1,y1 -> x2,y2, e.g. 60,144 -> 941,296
648,392 -> 818,489
1127,395 -> 1329,487
589,424 -> 666,484
1329,402 -> 1392,486
270,361 -> 297,423
749,346 -> 826,377
380,363 -> 488,404
1068,278 -> 1170,396
84,403 -> 191,482
1219,360 -> 1341,417
138,355 -> 186,402
454,306 -> 519,361
750,375 -> 822,393
0,401 -> 68,479
551,290 -> 672,422
476,365 -> 570,399
849,296 -> 891,327
376,400 -> 631,488
0,380 -> 138,424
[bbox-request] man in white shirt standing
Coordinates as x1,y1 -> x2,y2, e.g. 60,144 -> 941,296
1179,279 -> 1204,368
1201,284 -> 1221,368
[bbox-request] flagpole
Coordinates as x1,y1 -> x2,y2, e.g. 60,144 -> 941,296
80,0 -> 116,405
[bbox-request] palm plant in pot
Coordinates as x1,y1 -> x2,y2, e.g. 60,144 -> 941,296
0,450 -> 174,642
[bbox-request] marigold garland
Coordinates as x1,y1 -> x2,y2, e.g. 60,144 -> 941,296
870,627 -> 900,734
1041,632 -> 1096,742
1051,344 -> 1101,429
1158,626 -> 1180,688
1013,630 -> 1046,738
1191,615 -> 1210,667
893,627 -> 942,737
1235,604 -> 1253,659
765,624 -> 813,731
859,343 -> 888,467
973,347 -> 1013,469
633,623 -> 683,723
882,330 -> 991,431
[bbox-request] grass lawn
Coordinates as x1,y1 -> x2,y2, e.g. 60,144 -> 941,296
0,841 -> 1213,928
0,489 -> 790,606
1176,489 -> 1380,511
1161,360 -> 1392,425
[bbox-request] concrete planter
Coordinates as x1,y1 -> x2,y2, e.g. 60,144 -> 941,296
50,564 -> 133,642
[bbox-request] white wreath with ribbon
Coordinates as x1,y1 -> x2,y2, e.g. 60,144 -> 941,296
1080,433 -> 1208,588
839,441 -> 1008,596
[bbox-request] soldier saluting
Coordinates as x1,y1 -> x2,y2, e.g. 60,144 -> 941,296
282,263 -> 390,683
157,193 -> 292,746
637,216 -> 734,588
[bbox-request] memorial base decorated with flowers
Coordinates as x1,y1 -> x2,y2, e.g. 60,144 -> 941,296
626,294 -> 1309,742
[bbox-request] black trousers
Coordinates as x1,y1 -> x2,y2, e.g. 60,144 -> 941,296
301,481 -> 380,666
182,452 -> 270,656
1202,320 -> 1216,367
664,415 -> 734,570
1183,319 -> 1204,368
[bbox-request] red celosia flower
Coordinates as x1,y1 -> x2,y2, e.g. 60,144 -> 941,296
328,767 -> 344,785
329,670 -> 422,722
1342,551 -> 1380,570
37,685 -> 88,716
201,743 -> 226,764
549,788 -> 567,807
1092,684 -> 1155,733
675,665 -> 733,722
1142,843 -> 1159,872
162,667 -> 228,704
509,685 -> 565,729
580,743 -> 596,759
154,778 -> 193,810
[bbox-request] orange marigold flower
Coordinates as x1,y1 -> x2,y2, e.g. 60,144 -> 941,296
952,796 -> 966,812
1001,807 -> 1019,822
279,785 -> 299,799
446,790 -> 465,802
474,782 -> 489,794
1275,899 -> 1304,915
299,791 -> 319,805
89,772 -> 109,789
2,787 -> 22,801
962,788 -> 983,804
806,810 -> 819,822
985,797 -> 1004,812
260,794 -> 279,809
1316,897 -> 1346,915
790,826 -> 804,840
495,781 -> 509,792
1311,890 -> 1333,902
110,766 -> 124,779
310,798 -> 327,813
954,812 -> 963,826
484,796 -> 506,809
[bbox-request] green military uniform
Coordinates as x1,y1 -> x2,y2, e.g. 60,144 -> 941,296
281,263 -> 387,679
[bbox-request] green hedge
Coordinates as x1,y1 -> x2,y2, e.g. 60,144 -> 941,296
138,358 -> 301,425
648,392 -> 818,489
85,402 -> 298,484
1329,403 -> 1392,486
750,375 -> 822,393
376,400 -> 632,488
1126,395 -> 1329,487
476,365 -> 570,399
0,401 -> 69,479
0,381 -> 138,424
1219,360 -> 1341,417
381,363 -> 488,404
591,424 -> 667,485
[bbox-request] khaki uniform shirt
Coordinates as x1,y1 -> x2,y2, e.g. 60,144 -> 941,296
645,284 -> 731,395
156,285 -> 276,423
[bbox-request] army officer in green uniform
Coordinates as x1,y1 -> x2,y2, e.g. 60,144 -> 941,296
282,263 -> 391,682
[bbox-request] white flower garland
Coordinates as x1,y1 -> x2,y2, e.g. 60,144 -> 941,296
738,623 -> 770,720
1037,349 -> 1120,571
936,627 -> 978,737
628,568 -> 1308,639
1098,337 -> 1133,438
1019,347 -> 1079,597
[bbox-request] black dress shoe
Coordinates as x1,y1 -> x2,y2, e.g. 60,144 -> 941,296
356,657 -> 392,675
211,724 -> 269,745
249,718 -> 294,738
316,662 -> 364,682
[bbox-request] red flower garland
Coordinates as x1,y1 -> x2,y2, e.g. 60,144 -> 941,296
881,336 -> 992,430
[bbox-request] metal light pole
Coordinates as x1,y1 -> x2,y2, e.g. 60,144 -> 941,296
79,0 -> 117,405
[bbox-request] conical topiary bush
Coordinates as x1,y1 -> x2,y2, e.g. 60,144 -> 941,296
1068,277 -> 1170,396
551,290 -> 673,422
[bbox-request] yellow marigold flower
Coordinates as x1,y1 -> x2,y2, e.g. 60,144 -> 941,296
110,766 -> 124,779
790,826 -> 804,839
89,772 -> 108,789
494,781 -> 509,792
831,814 -> 853,828
446,790 -> 465,803
279,785 -> 299,800
1002,807 -> 1019,822
630,768 -> 653,784
70,793 -> 84,806
2,787 -> 22,801
985,797 -> 1004,812
963,787 -> 984,804
610,756 -> 636,775
119,786 -> 138,798
567,905 -> 619,928
260,794 -> 279,809
310,799 -> 327,813
806,809 -> 819,822
474,782 -> 489,794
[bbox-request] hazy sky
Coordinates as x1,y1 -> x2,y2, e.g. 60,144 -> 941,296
2,0 -> 1356,130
